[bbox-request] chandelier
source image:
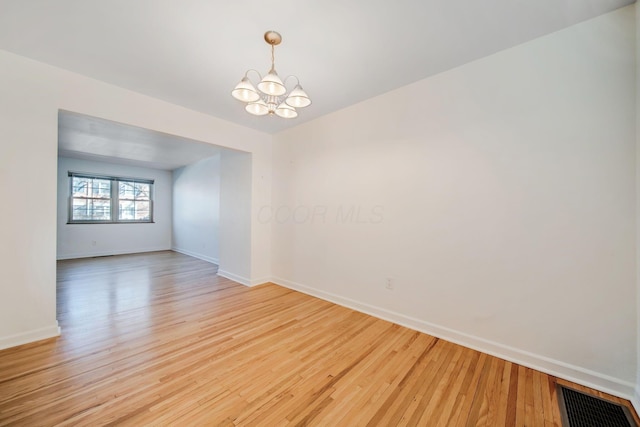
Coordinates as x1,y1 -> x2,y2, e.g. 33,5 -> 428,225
232,31 -> 311,119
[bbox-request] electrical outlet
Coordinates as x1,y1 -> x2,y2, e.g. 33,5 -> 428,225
386,278 -> 394,290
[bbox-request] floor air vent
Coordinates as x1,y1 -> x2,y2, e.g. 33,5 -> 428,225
557,385 -> 637,427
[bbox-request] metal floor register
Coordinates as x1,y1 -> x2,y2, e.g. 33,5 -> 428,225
557,385 -> 637,427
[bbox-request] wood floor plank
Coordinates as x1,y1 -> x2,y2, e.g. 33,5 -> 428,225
452,351 -> 488,426
0,251 -> 636,426
434,348 -> 478,427
515,364 -> 527,426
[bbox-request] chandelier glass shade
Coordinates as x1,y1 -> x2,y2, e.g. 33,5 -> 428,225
232,31 -> 311,118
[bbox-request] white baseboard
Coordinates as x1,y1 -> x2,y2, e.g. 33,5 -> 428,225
251,277 -> 272,287
271,276 -> 636,400
632,387 -> 640,418
0,322 -> 61,351
218,269 -> 251,286
217,271 -> 269,287
57,246 -> 171,260
171,247 -> 219,265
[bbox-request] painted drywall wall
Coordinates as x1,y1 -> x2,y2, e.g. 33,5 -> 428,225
172,154 -> 220,264
0,48 -> 271,350
272,6 -> 637,397
0,55 -> 60,349
57,157 -> 172,259
218,150 -> 253,284
635,2 -> 640,414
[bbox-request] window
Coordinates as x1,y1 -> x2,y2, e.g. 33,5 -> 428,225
118,181 -> 151,221
69,172 -> 154,223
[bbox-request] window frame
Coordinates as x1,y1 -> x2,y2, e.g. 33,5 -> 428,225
68,172 -> 155,224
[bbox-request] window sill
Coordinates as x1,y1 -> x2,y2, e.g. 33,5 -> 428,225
67,221 -> 155,225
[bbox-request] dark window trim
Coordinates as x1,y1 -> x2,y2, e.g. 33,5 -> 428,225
68,171 -> 154,185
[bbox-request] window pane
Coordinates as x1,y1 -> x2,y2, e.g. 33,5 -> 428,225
91,179 -> 111,198
118,200 -> 150,221
72,177 -> 90,197
73,177 -> 110,198
92,200 -> 111,220
119,200 -> 135,220
72,198 -> 89,220
135,183 -> 150,200
135,201 -> 150,220
119,181 -> 150,201
119,181 -> 135,199
72,198 -> 111,221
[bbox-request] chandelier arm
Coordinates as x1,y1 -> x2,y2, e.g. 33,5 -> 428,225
282,75 -> 301,89
244,69 -> 263,82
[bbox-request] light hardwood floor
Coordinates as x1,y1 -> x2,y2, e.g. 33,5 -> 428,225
0,251 -> 636,426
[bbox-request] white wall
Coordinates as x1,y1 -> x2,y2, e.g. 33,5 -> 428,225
272,6 -> 637,397
172,154 -> 220,264
218,149 -> 253,284
635,1 -> 640,414
0,53 -> 59,349
57,157 -> 172,259
0,48 -> 271,350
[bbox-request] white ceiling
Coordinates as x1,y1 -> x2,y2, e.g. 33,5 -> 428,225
58,111 -> 222,170
0,0 -> 634,136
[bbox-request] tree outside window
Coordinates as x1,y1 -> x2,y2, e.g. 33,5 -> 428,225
69,173 -> 154,223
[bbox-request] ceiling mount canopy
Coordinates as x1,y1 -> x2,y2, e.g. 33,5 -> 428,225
232,31 -> 311,119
